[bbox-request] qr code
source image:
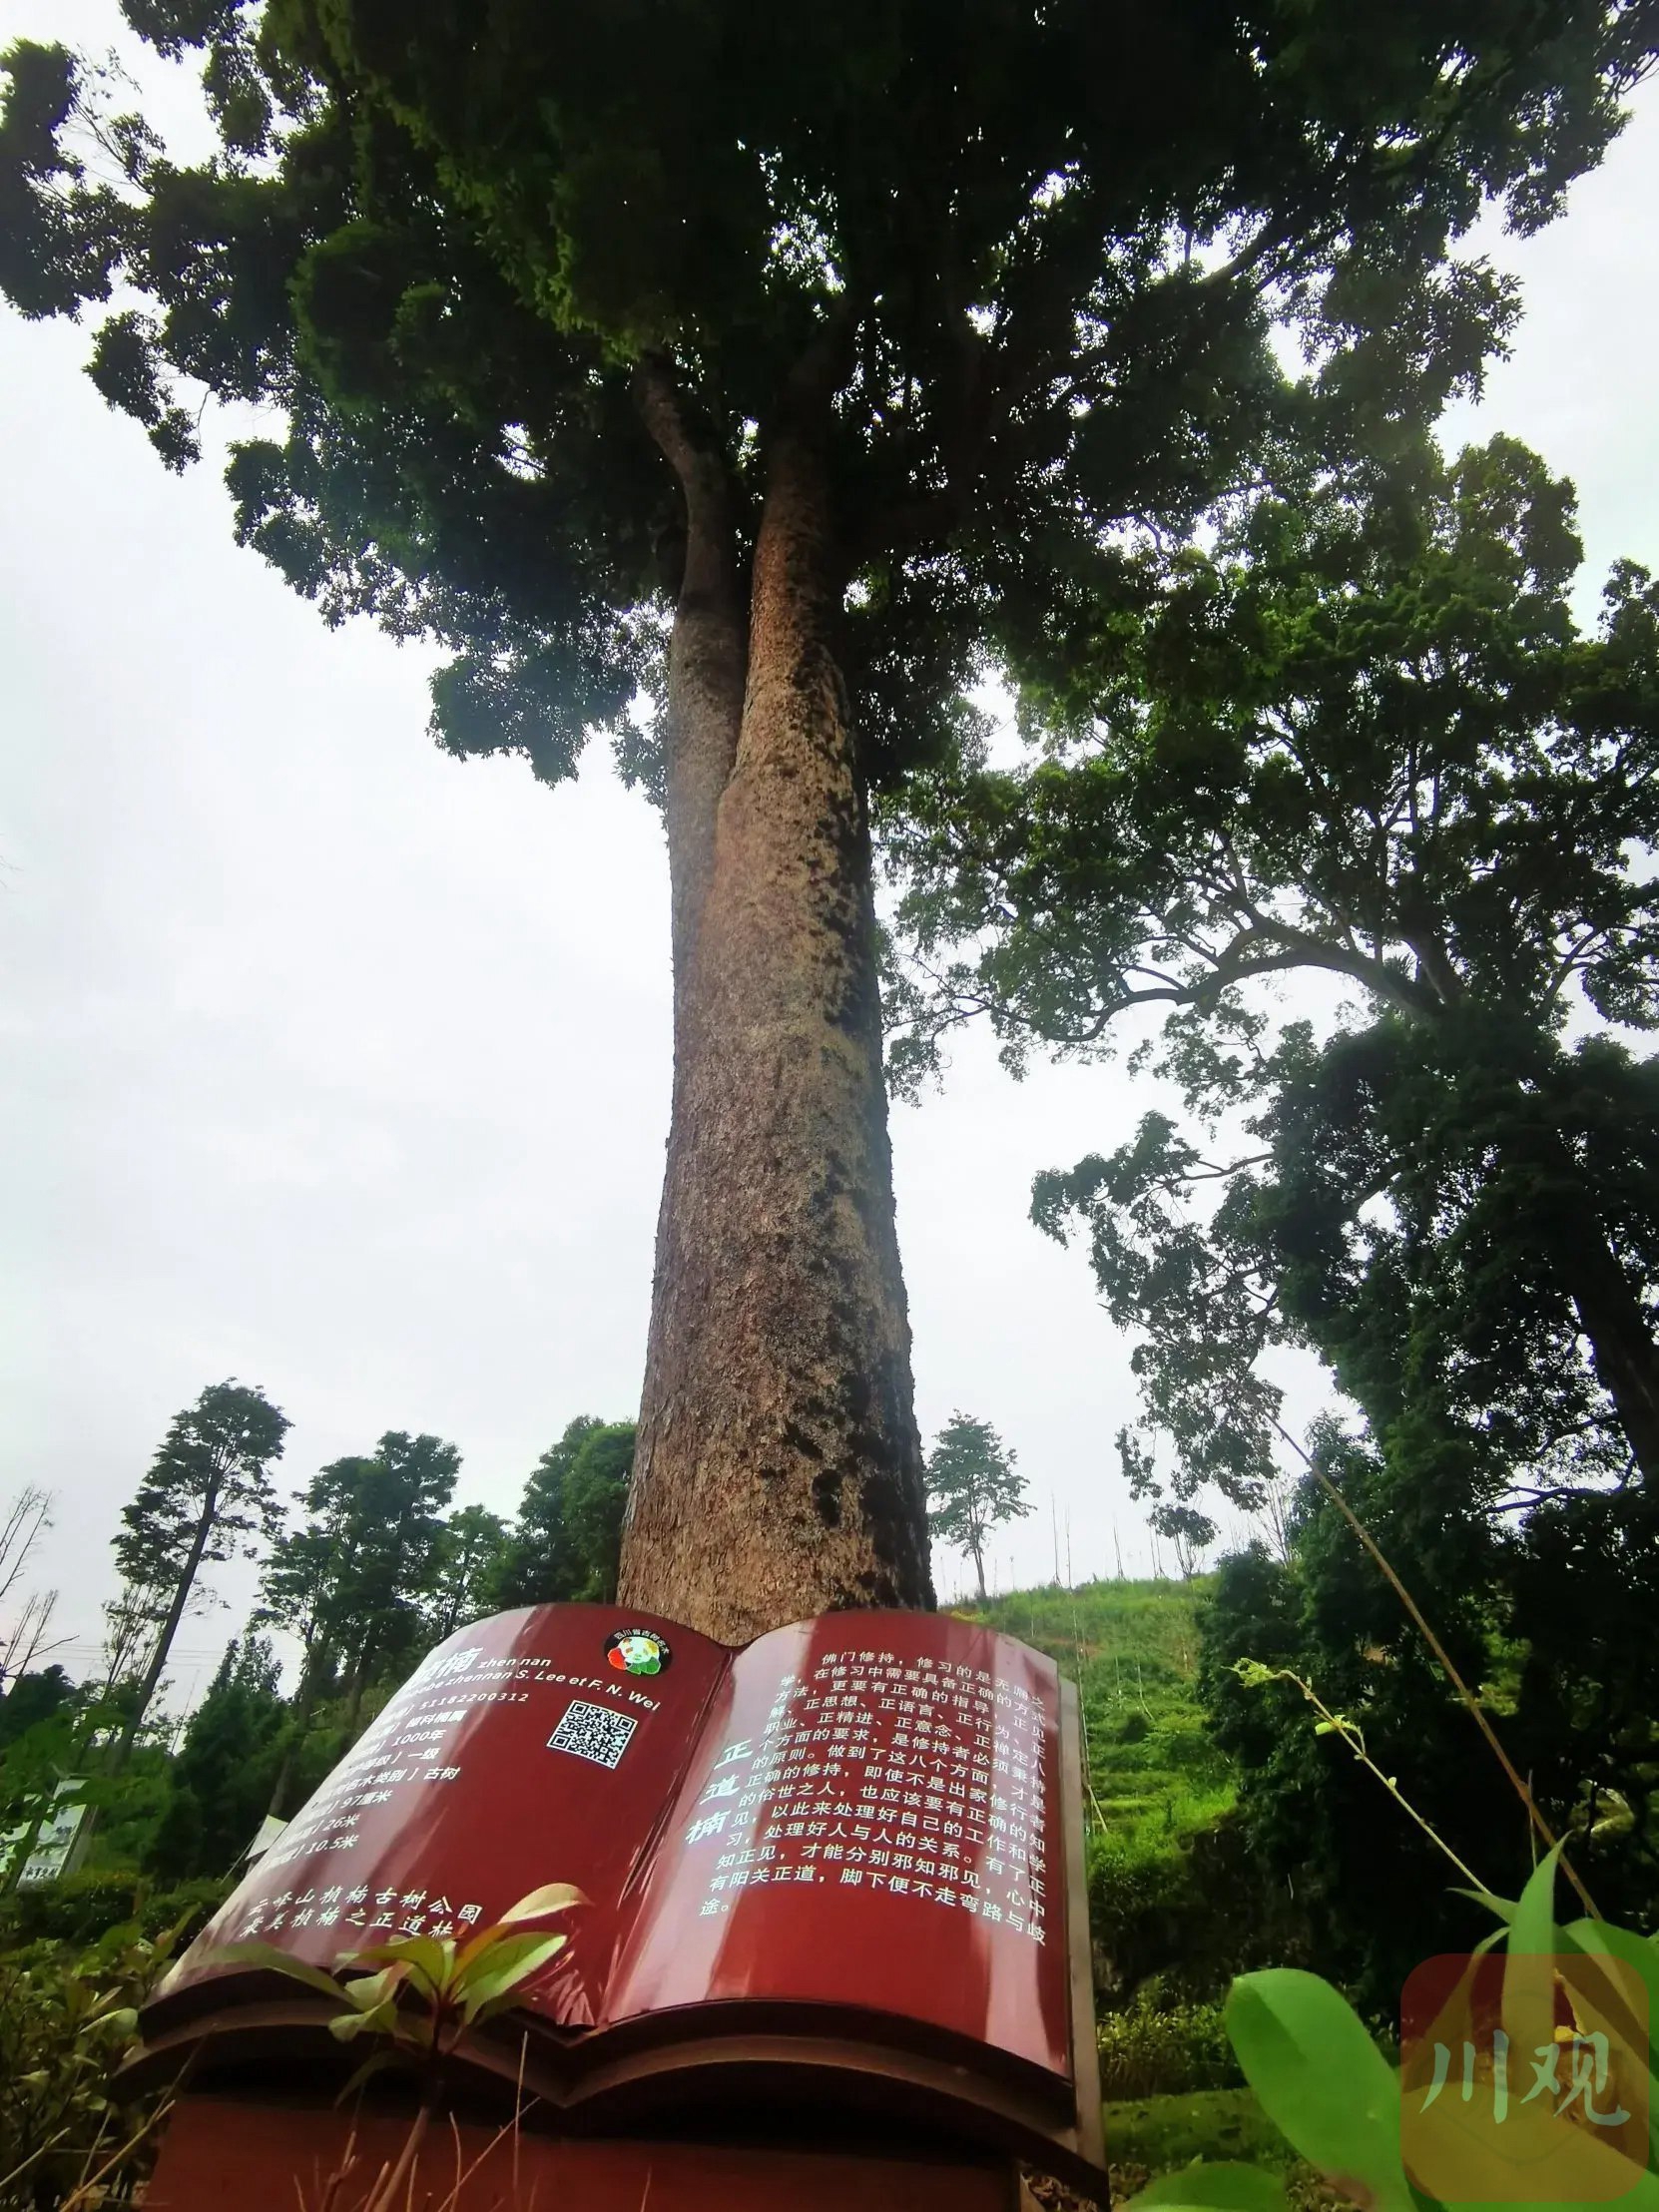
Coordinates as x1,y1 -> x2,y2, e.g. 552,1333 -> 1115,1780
548,1699 -> 637,1770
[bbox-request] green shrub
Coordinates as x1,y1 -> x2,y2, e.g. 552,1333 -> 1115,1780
0,1870 -> 228,1954
0,1922 -> 179,2209
1098,1993 -> 1242,2100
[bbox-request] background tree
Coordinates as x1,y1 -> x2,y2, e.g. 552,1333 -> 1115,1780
926,1414 -> 1030,1601
558,1423 -> 635,1606
0,1591 -> 60,1691
147,1634 -> 285,1882
889,436 -> 1659,1972
107,1381 -> 289,1769
1193,1426 -> 1659,2005
488,1419 -> 603,1612
487,1418 -> 635,1612
5,5 -> 1650,1636
261,1431 -> 458,1739
0,1666 -> 72,1753
421,1504 -> 509,1645
902,437 -> 1659,1504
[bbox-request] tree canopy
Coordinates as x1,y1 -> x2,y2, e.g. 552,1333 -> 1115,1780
3,5 -> 1648,790
259,1429 -> 459,1727
488,1417 -> 635,1611
5,0 -> 1654,1628
108,1380 -> 289,1762
926,1412 -> 1030,1600
148,1634 -> 285,1882
896,436 -> 1659,1507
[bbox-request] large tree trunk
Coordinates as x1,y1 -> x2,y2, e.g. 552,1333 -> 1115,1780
1556,1219 -> 1659,1486
109,1484 -> 218,1774
619,356 -> 934,1643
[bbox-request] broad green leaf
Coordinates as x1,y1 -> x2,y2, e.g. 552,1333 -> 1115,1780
497,1884 -> 587,1926
200,1941 -> 343,2003
1453,1887 -> 1518,1928
467,1987 -> 538,2028
341,1966 -> 403,2012
1501,1844 -> 1564,2063
327,1998 -> 397,2042
346,1935 -> 451,1998
1127,2161 -> 1291,2209
1225,1970 -> 1414,2212
457,1933 -> 568,2021
1561,1917 -> 1659,2035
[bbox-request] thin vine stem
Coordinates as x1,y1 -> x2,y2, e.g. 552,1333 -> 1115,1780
1269,1412 -> 1601,1920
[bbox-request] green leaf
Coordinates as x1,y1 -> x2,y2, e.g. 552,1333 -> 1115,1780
345,1934 -> 451,1998
1453,1885 -> 1520,1927
1501,1843 -> 1564,2062
199,1940 -> 343,2003
327,1998 -> 397,2042
1225,1970 -> 1413,2212
340,1966 -> 403,2012
1127,2162 -> 1291,2209
497,1883 -> 587,1927
456,1933 -> 568,2021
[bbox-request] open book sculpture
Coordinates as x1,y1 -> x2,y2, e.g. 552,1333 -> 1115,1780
139,1605 -> 1106,2193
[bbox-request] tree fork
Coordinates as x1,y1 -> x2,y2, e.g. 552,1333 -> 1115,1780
620,336 -> 934,1641
632,357 -> 747,1006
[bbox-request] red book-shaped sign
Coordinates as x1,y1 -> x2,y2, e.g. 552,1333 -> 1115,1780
141,1605 -> 1104,2190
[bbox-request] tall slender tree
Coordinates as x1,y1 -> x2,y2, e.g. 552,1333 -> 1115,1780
422,1504 -> 509,1645
925,1413 -> 1030,1601
108,1380 -> 289,1767
3,2 -> 1651,1634
261,1431 -> 459,1739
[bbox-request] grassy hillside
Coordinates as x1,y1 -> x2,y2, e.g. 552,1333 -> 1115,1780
963,1575 -> 1234,1861
959,1576 -> 1306,2016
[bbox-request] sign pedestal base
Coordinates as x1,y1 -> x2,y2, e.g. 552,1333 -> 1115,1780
145,2092 -> 1024,2209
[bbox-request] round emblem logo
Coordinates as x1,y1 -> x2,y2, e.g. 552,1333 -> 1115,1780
605,1627 -> 671,1676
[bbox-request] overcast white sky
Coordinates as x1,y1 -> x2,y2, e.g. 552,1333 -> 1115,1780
3,13 -> 1657,1705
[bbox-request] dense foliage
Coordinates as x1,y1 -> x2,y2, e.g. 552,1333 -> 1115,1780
5,3 -> 1648,784
0,1402 -> 637,1894
897,435 -> 1659,1500
0,1918 -> 187,2211
891,434 -> 1659,2009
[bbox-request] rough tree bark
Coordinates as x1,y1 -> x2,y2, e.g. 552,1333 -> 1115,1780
618,339 -> 935,1643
